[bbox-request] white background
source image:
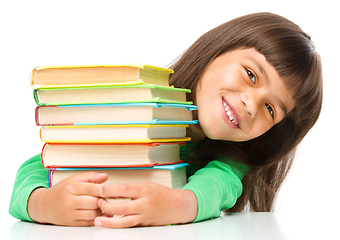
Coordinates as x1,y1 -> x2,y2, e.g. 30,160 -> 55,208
1,0 -> 338,238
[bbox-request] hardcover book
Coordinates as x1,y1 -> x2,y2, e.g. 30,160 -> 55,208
39,124 -> 190,143
34,84 -> 191,106
49,163 -> 188,189
41,142 -> 185,168
31,64 -> 173,88
35,103 -> 198,126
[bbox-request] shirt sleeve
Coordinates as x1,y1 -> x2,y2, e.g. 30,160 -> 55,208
9,154 -> 49,222
182,160 -> 248,222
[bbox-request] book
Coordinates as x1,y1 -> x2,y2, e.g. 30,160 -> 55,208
41,142 -> 185,168
39,124 -> 190,143
30,64 -> 173,88
49,163 -> 188,189
33,84 -> 191,106
35,103 -> 198,126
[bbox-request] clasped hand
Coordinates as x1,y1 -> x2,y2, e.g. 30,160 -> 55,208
28,172 -> 197,228
94,181 -> 197,228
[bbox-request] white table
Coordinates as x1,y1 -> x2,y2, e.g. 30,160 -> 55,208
7,212 -> 338,240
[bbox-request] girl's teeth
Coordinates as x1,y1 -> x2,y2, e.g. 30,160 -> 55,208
227,110 -> 238,125
224,101 -> 238,126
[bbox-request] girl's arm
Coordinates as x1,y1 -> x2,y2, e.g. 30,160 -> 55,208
27,171 -> 107,226
9,154 -> 50,222
9,154 -> 108,226
94,160 -> 247,228
9,154 -> 246,227
182,160 -> 247,222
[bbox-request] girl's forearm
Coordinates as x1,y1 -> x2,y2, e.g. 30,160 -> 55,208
175,189 -> 198,223
27,187 -> 49,223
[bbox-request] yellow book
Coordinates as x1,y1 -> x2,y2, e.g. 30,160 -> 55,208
30,64 -> 173,88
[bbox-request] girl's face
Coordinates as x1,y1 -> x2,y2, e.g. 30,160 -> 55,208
195,48 -> 295,142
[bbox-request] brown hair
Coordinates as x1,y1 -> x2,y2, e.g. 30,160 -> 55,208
169,12 -> 323,212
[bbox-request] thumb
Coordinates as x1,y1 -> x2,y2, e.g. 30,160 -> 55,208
72,171 -> 108,184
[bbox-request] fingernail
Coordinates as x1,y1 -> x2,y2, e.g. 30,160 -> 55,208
99,188 -> 103,197
94,219 -> 101,227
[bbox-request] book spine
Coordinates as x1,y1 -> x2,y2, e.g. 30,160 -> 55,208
48,168 -> 54,188
33,89 -> 41,105
29,68 -> 36,87
41,143 -> 48,168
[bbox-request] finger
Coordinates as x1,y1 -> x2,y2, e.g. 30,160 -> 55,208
74,209 -> 103,221
71,172 -> 108,184
101,213 -> 114,218
98,198 -> 137,216
94,215 -> 141,229
100,184 -> 141,199
65,218 -> 100,227
74,195 -> 102,210
72,181 -> 103,197
72,220 -> 95,227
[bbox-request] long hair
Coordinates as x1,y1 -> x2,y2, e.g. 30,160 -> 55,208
169,12 -> 323,212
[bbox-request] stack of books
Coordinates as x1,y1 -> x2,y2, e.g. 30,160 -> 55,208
31,64 -> 198,190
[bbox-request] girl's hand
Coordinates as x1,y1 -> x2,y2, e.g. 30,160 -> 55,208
28,172 -> 108,227
94,182 -> 198,228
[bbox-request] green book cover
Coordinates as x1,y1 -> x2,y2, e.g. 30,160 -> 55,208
34,84 -> 192,106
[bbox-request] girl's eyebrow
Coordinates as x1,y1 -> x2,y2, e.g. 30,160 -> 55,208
275,96 -> 288,116
249,57 -> 269,84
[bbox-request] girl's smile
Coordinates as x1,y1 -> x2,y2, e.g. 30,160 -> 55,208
222,98 -> 240,128
191,48 -> 296,142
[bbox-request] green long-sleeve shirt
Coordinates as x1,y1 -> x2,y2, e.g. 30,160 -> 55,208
9,141 -> 248,223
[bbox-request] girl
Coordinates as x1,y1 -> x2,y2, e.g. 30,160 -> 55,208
9,12 -> 322,228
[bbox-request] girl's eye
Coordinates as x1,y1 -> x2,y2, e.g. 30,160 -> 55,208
265,103 -> 274,118
246,69 -> 256,84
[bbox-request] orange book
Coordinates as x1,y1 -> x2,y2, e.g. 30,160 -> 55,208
41,142 -> 185,168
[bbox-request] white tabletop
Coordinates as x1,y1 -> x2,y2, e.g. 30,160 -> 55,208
6,212 -> 338,240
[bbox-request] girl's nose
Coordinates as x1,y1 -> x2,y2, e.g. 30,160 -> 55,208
240,92 -> 259,118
